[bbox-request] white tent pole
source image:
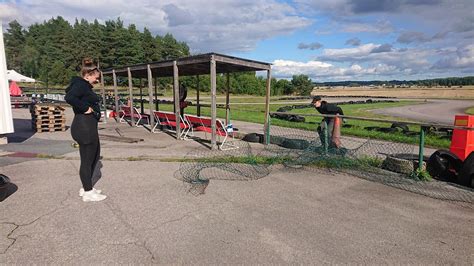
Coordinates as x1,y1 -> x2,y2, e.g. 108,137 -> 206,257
0,21 -> 14,136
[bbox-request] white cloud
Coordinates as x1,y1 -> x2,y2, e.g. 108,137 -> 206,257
277,42 -> 474,80
272,59 -> 401,80
0,0 -> 312,53
432,44 -> 474,69
320,43 -> 379,59
342,20 -> 393,33
317,44 -> 432,72
296,0 -> 473,45
0,3 -> 21,24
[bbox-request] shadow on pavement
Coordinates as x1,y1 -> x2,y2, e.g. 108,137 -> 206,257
7,118 -> 35,143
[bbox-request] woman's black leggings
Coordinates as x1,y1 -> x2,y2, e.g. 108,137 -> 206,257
71,114 -> 100,192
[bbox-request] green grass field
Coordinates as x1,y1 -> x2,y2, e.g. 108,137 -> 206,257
22,86 -> 452,148
141,98 -> 450,148
22,86 -> 456,148
465,107 -> 474,115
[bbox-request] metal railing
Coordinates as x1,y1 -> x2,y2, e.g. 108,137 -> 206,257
268,111 -> 474,172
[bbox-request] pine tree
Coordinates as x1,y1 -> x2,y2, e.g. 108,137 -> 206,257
4,20 -> 25,70
142,27 -> 162,62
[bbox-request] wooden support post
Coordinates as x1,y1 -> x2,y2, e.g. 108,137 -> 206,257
210,55 -> 217,149
263,69 -> 272,145
113,70 -> 119,122
225,72 -> 230,125
127,67 -> 135,125
173,61 -> 181,139
139,78 -> 144,114
154,76 -> 158,111
196,75 -> 200,117
100,71 -> 107,123
147,64 -> 155,128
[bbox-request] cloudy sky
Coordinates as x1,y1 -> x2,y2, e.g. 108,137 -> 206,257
1,0 -> 473,81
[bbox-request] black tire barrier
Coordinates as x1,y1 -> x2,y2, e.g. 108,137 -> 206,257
391,122 -> 409,133
426,127 -> 452,136
293,104 -> 311,109
276,106 -> 293,112
273,99 -> 397,124
277,95 -> 393,101
365,126 -> 409,134
426,150 -> 463,181
279,138 -> 311,150
271,113 -> 305,123
458,152 -> 474,187
378,127 -> 398,133
364,126 -> 379,131
242,133 -> 263,143
288,115 -> 305,123
364,126 -> 397,133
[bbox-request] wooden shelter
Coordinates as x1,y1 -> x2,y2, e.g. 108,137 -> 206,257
102,53 -> 272,149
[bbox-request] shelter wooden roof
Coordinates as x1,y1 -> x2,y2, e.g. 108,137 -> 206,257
102,53 -> 271,78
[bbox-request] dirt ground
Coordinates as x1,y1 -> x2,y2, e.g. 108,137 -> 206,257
312,86 -> 474,99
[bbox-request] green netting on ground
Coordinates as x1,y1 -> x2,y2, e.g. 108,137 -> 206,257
174,140 -> 270,195
175,124 -> 473,203
264,125 -> 473,203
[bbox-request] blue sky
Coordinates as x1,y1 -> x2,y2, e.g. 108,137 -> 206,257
1,0 -> 473,81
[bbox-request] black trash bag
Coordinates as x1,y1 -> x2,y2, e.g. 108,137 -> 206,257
458,152 -> 474,187
426,150 -> 462,181
0,174 -> 11,186
0,174 -> 17,202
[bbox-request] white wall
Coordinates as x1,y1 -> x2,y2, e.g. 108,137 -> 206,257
0,22 -> 14,134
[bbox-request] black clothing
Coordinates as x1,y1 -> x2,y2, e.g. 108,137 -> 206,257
179,84 -> 188,115
179,84 -> 187,102
315,101 -> 343,148
65,77 -> 101,120
315,101 -> 344,116
66,76 -> 101,192
71,114 -> 100,191
311,96 -> 322,103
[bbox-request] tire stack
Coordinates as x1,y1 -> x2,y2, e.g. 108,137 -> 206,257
31,104 -> 66,133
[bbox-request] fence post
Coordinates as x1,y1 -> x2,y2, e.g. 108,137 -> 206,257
418,126 -> 426,171
323,120 -> 328,154
265,114 -> 271,145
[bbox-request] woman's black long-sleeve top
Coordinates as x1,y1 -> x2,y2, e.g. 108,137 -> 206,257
65,76 -> 101,120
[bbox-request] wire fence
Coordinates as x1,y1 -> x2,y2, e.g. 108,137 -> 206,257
175,113 -> 474,203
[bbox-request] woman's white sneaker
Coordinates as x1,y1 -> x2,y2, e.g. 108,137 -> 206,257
82,190 -> 107,202
79,188 -> 102,197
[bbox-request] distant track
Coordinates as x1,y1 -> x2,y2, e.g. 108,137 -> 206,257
373,99 -> 473,125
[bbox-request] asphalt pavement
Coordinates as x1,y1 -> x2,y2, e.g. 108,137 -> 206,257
0,108 -> 473,264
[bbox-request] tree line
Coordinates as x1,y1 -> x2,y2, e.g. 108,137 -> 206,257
5,17 -> 313,96
5,17 -> 190,86
315,76 -> 474,87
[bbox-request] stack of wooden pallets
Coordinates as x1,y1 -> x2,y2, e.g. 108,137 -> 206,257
31,104 -> 67,133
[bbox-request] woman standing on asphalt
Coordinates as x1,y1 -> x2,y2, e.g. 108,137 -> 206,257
65,58 -> 106,202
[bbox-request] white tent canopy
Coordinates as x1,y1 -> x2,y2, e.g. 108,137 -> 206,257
0,22 -> 14,135
7,69 -> 36,83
